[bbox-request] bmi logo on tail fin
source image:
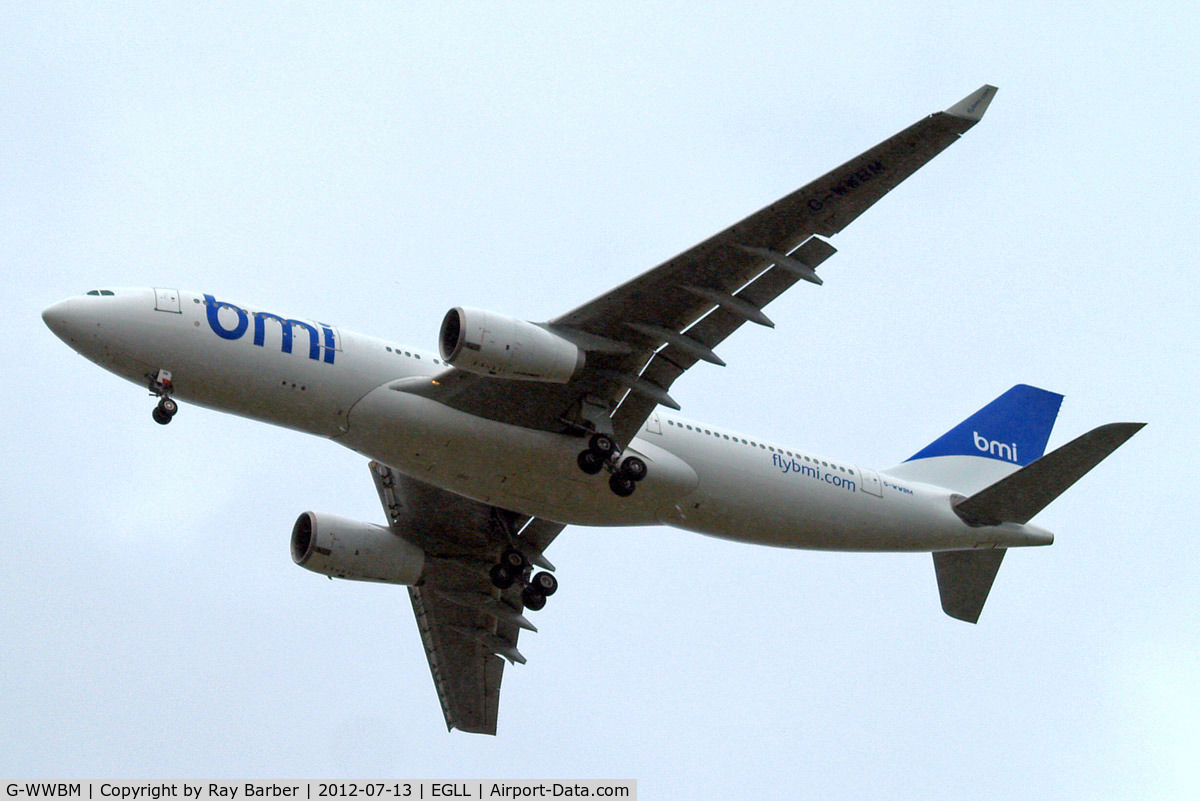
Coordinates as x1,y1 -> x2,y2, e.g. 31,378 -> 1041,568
907,384 -> 1064,467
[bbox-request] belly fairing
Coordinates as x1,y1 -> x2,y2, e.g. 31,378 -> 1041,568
340,385 -> 698,526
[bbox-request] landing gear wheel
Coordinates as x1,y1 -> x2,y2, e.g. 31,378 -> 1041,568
588,433 -> 617,458
521,586 -> 547,611
159,397 -> 178,417
499,548 -> 526,571
531,571 -> 558,596
577,450 -> 605,475
618,455 -> 647,482
152,406 -> 171,425
609,473 -> 636,497
489,563 -> 516,590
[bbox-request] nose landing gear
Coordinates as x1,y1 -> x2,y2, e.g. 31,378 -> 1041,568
148,370 -> 178,425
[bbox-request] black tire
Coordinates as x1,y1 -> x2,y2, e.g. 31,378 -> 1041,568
532,571 -> 558,596
619,455 -> 648,482
499,548 -> 526,571
489,563 -> 515,590
609,473 -> 636,497
522,586 -> 547,611
159,397 -> 178,416
588,433 -> 616,457
152,406 -> 171,425
577,450 -> 604,475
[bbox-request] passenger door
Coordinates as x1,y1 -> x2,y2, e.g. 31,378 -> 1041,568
153,287 -> 181,314
857,467 -> 883,498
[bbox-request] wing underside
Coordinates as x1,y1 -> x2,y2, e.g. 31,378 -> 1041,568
370,462 -> 563,734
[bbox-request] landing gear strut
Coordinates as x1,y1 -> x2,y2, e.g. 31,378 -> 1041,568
149,370 -> 178,425
488,547 -> 558,613
575,433 -> 649,496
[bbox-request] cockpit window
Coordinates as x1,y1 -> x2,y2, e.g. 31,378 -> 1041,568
86,290 -> 115,296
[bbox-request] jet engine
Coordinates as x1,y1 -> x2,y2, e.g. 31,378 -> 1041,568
439,307 -> 584,383
291,511 -> 425,585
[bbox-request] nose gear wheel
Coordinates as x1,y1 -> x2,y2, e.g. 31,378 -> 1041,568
148,369 -> 178,425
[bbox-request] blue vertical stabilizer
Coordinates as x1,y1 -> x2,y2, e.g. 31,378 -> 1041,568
907,384 -> 1064,467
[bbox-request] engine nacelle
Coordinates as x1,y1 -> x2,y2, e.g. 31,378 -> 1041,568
291,511 -> 425,585
439,307 -> 584,383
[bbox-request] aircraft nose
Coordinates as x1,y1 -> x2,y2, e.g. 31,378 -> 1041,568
42,298 -> 79,342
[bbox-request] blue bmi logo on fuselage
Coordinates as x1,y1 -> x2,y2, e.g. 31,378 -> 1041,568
204,294 -> 336,364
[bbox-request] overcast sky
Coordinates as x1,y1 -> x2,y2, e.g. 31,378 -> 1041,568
2,3 -> 1197,797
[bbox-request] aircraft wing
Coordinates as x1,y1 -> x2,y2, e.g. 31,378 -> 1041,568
415,85 -> 997,443
369,462 -> 564,734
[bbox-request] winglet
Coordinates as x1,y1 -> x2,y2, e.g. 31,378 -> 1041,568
945,84 -> 998,122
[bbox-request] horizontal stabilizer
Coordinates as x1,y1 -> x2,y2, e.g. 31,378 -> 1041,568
954,422 -> 1145,527
933,549 -> 1006,623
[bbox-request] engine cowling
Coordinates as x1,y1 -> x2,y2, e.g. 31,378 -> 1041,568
291,511 -> 425,585
439,307 -> 584,383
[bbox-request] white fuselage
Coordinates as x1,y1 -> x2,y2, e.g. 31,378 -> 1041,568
43,288 -> 1053,552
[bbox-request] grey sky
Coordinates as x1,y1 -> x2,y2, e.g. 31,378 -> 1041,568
2,3 -> 1196,797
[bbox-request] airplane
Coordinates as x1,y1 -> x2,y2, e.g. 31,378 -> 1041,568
42,85 -> 1143,735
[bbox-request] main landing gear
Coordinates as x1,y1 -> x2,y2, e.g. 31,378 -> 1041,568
148,369 -> 179,425
488,547 -> 558,612
576,433 -> 648,497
